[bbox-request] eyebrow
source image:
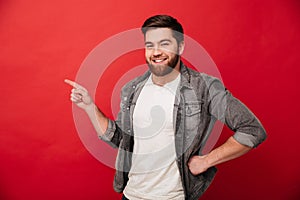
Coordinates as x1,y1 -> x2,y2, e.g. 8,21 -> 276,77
144,39 -> 172,45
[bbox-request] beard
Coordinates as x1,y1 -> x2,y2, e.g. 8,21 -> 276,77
146,54 -> 180,77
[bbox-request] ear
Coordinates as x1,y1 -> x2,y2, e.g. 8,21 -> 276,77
178,41 -> 185,55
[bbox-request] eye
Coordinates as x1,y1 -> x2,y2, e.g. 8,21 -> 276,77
161,42 -> 170,46
145,43 -> 154,49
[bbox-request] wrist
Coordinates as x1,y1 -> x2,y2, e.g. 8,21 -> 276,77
84,103 -> 96,113
202,154 -> 213,169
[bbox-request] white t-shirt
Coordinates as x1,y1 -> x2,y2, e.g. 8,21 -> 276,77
123,74 -> 184,200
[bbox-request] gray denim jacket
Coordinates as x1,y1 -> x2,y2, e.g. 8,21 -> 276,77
100,63 -> 267,200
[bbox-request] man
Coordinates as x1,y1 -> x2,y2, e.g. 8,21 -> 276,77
65,15 -> 266,200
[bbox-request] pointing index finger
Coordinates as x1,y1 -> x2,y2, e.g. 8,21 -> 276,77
64,79 -> 84,90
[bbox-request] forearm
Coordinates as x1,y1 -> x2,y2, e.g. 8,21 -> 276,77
205,136 -> 252,168
85,103 -> 109,137
188,77 -> 266,175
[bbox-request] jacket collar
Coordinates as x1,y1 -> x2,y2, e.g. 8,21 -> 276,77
179,61 -> 193,90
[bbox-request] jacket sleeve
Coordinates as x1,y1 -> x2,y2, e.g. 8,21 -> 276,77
98,86 -> 128,148
206,76 -> 267,148
99,118 -> 123,148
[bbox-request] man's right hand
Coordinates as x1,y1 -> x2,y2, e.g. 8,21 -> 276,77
65,79 -> 109,136
64,79 -> 94,111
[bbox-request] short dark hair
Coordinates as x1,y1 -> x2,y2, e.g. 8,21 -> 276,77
141,15 -> 184,44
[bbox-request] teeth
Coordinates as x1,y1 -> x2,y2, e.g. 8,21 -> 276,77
153,58 -> 166,63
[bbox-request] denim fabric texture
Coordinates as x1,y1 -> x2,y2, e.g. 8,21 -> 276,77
100,62 -> 267,200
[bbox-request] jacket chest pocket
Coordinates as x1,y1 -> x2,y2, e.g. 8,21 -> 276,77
185,101 -> 202,132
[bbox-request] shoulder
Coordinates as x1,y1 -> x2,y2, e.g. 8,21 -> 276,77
184,66 -> 224,89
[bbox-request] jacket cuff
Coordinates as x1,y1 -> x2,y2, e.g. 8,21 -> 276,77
99,119 -> 116,142
233,131 -> 264,148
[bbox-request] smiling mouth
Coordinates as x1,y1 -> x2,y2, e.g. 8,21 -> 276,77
151,57 -> 167,63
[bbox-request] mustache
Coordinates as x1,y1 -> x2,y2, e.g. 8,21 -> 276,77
150,55 -> 168,59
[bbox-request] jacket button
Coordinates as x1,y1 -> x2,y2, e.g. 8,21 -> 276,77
186,107 -> 192,115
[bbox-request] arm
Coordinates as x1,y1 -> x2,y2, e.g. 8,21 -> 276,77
188,76 -> 266,175
64,79 -> 108,137
188,136 -> 251,175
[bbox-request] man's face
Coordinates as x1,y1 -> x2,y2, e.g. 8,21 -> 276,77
144,28 -> 183,77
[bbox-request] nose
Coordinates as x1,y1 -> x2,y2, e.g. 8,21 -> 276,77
153,46 -> 162,57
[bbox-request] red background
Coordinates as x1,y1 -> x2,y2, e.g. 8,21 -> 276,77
1,0 -> 299,199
